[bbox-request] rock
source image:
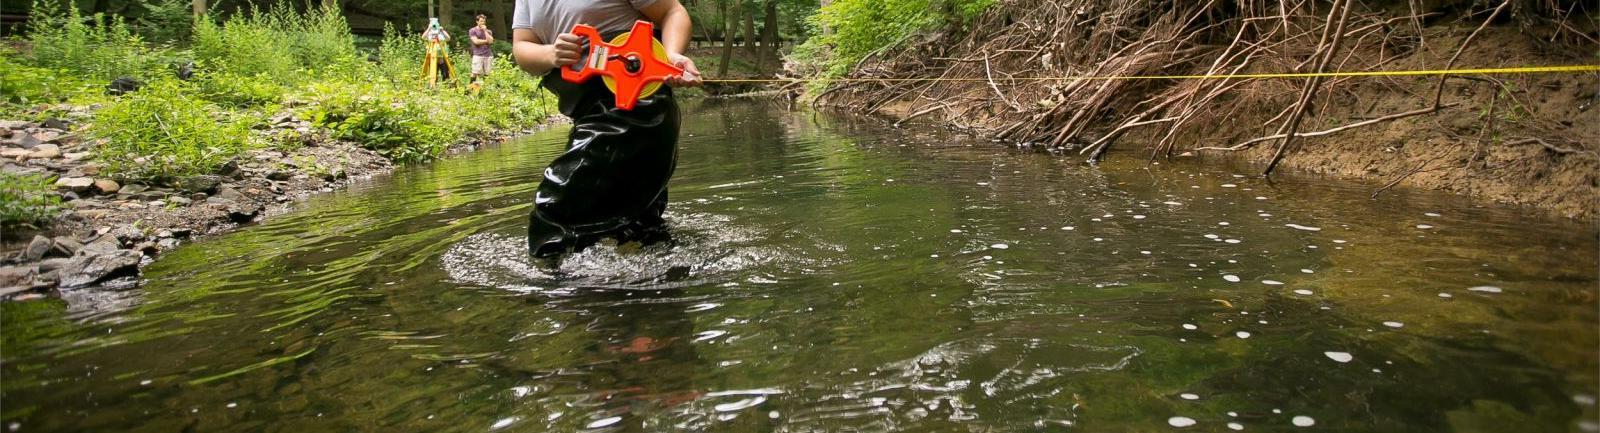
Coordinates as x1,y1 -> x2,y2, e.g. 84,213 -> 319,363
169,196 -> 192,206
111,224 -> 145,245
132,241 -> 158,256
266,171 -> 293,181
39,118 -> 68,130
107,77 -> 143,95
36,257 -> 72,273
28,143 -> 60,159
61,191 -> 79,201
4,133 -> 42,149
156,238 -> 180,251
58,249 -> 141,288
0,266 -> 38,287
80,235 -> 121,255
178,175 -> 223,193
214,186 -> 247,201
51,237 -> 83,257
74,209 -> 114,220
226,202 -> 263,223
93,178 -> 120,194
80,163 -> 101,175
169,228 -> 192,238
0,120 -> 28,130
32,131 -> 62,143
189,192 -> 207,201
119,183 -> 149,195
1,148 -> 29,158
217,159 -> 241,178
54,176 -> 94,193
64,151 -> 92,161
22,235 -> 53,261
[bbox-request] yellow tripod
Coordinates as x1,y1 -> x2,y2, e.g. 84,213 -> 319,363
422,38 -> 458,87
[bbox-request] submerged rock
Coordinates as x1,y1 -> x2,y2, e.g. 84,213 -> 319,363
58,249 -> 141,288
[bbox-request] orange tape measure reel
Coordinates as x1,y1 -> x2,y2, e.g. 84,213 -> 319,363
560,20 -> 683,110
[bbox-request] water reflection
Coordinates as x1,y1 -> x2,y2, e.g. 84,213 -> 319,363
1,100 -> 1595,432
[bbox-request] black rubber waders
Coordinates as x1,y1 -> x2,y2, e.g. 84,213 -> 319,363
528,67 -> 680,258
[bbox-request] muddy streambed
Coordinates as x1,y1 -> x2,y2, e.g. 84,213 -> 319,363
2,100 -> 1596,432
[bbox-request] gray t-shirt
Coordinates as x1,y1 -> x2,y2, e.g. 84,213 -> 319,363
511,0 -> 658,44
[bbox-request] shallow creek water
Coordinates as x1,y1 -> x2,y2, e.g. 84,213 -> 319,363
3,100 -> 1597,432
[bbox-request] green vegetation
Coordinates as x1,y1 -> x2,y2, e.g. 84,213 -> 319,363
2,1 -> 556,186
0,173 -> 63,230
792,0 -> 993,77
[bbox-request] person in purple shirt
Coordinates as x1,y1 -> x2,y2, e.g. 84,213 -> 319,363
468,14 -> 494,83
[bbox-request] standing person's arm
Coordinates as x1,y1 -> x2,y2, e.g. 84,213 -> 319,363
637,0 -> 701,87
512,30 -> 583,77
471,29 -> 490,46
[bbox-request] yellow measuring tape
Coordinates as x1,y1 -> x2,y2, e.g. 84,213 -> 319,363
700,64 -> 1600,83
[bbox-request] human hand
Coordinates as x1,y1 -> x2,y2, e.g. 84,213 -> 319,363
552,33 -> 583,67
664,52 -> 701,87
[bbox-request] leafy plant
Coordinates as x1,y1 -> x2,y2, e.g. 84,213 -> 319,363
0,173 -> 64,230
26,0 -> 162,81
89,79 -> 258,182
793,0 -> 993,78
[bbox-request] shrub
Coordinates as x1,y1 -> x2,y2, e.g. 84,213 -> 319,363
0,172 -> 63,230
299,80 -> 455,163
0,53 -> 101,107
195,71 -> 285,108
795,0 -> 994,77
26,0 -> 162,81
89,79 -> 258,182
191,4 -> 361,84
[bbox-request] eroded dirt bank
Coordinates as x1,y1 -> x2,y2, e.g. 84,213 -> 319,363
815,0 -> 1598,219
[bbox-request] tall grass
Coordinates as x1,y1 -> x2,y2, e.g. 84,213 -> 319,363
26,0 -> 163,81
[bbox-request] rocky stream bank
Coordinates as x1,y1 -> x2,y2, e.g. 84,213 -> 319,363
0,107 -> 559,302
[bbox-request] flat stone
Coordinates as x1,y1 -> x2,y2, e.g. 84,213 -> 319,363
169,196 -> 192,206
0,120 -> 29,130
79,164 -> 101,175
28,143 -> 60,159
54,176 -> 93,193
1,148 -> 29,158
37,257 -> 72,272
93,179 -> 120,194
266,171 -> 293,181
119,184 -> 148,195
177,175 -> 223,193
214,186 -> 247,201
51,237 -> 83,257
4,134 -> 41,149
64,151 -> 91,161
32,130 -> 62,143
0,266 -> 37,287
39,118 -> 68,130
22,235 -> 52,261
58,249 -> 141,288
226,203 -> 263,223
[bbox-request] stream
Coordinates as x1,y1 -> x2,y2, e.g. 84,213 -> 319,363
3,100 -> 1596,432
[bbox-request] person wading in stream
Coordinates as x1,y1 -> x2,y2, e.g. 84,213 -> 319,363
510,0 -> 702,259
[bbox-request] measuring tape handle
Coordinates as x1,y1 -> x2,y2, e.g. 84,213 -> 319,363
561,24 -> 604,84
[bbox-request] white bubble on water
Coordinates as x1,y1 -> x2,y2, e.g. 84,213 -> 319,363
1235,331 -> 1252,339
1228,422 -> 1245,430
491,417 -> 521,430
1134,215 -> 1147,219
950,229 -> 964,233
1439,292 -> 1453,298
1262,280 -> 1283,286
1218,222 -> 1230,226
586,416 -> 621,429
1222,184 -> 1238,188
1324,352 -> 1354,363
991,243 -> 1010,250
1300,269 -> 1315,274
1258,213 -> 1272,218
1228,411 -> 1238,417
1294,289 -> 1314,295
1224,239 -> 1241,244
1416,224 -> 1434,229
1169,416 -> 1198,427
1425,212 -> 1441,217
1223,275 -> 1240,282
1467,286 -> 1502,293
1285,224 -> 1321,231
1204,234 -> 1220,239
1061,226 -> 1075,230
1383,321 -> 1404,328
1255,196 -> 1267,200
930,254 -> 940,258
1141,251 -> 1152,255
1180,393 -> 1200,400
1574,394 -> 1598,406
1332,239 -> 1347,243
1164,201 -> 1183,206
1093,238 -> 1104,242
1183,324 -> 1198,330
1292,416 -> 1315,427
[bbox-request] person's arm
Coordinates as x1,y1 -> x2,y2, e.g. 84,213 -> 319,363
512,29 -> 582,77
637,0 -> 702,87
471,31 -> 490,46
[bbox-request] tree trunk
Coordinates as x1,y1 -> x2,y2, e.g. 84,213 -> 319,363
488,0 -> 507,38
439,0 -> 454,27
719,0 -> 736,76
191,0 -> 206,18
758,1 -> 777,71
741,2 -> 757,58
